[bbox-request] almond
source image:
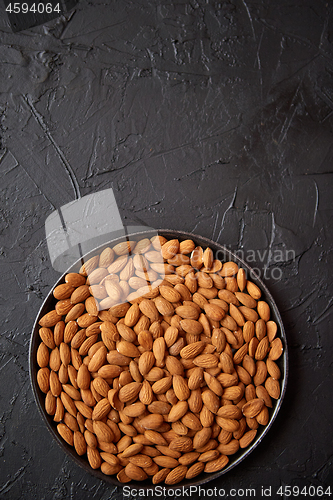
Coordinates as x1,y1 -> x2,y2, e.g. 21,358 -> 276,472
117,340 -> 141,358
220,261 -> 238,277
155,296 -> 174,316
161,239 -> 179,260
180,341 -> 205,359
73,431 -> 87,456
57,423 -> 74,446
159,285 -> 181,303
179,319 -> 203,335
154,455 -> 179,468
169,436 -> 193,452
92,398 -> 111,420
139,413 -> 164,430
211,328 -> 226,353
239,306 -> 259,323
125,463 -> 148,481
229,303 -> 245,327
246,281 -> 261,300
193,427 -> 211,449
139,299 -> 159,322
88,345 -> 107,372
138,351 -> 155,376
152,337 -> 166,365
118,382 -> 142,403
139,380 -> 154,405
124,303 -> 141,327
193,353 -> 219,369
165,465 -> 187,485
257,300 -> 270,322
202,389 -> 220,414
265,377 -> 281,399
269,338 -> 283,360
54,283 -> 75,300
187,367 -> 204,390
253,360 -> 267,386
239,429 -> 257,448
77,363 -> 91,390
93,420 -> 114,443
186,461 -> 205,479
266,358 -> 281,379
165,355 -> 184,376
255,336 -> 269,360
39,310 -> 62,328
172,375 -> 190,401
37,342 -> 50,367
242,398 -> 264,418
204,454 -> 229,472
204,303 -> 225,322
37,367 -> 50,393
203,372 -> 223,397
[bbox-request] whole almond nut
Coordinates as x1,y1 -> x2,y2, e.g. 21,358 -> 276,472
180,319 -> 203,336
239,429 -> 257,448
57,423 -> 74,446
169,436 -> 193,453
255,336 -> 270,361
193,354 -> 218,369
266,320 -> 278,341
88,345 -> 107,372
238,306 -> 259,323
161,239 -> 179,260
204,454 -> 229,473
204,303 -> 225,322
92,398 -> 111,420
39,310 -> 62,328
139,413 -> 164,430
37,342 -> 50,367
253,360 -> 267,386
202,389 -> 220,414
117,340 -> 141,358
203,372 -> 223,397
165,464 -> 188,485
265,377 -> 281,399
242,398 -> 264,418
266,358 -> 281,379
173,375 -> 190,401
257,301 -> 270,322
118,382 -> 142,403
54,283 -> 75,300
246,281 -> 262,300
93,420 -> 114,443
269,338 -> 283,360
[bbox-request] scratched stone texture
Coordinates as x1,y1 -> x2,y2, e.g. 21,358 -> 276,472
0,0 -> 332,499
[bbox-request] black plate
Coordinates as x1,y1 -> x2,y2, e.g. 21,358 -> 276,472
29,229 -> 288,489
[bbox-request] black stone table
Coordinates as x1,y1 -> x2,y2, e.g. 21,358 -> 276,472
0,1 -> 332,499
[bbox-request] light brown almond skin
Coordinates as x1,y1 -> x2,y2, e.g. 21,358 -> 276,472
193,353 -> 219,369
173,375 -> 190,401
265,377 -> 281,399
239,429 -> 257,448
269,338 -> 283,360
204,454 -> 229,473
186,461 -> 205,479
139,414 -> 164,430
125,463 -> 148,481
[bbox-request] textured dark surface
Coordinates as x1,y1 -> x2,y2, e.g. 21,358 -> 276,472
0,1 -> 332,499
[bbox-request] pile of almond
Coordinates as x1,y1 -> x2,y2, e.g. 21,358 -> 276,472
36,235 -> 284,485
